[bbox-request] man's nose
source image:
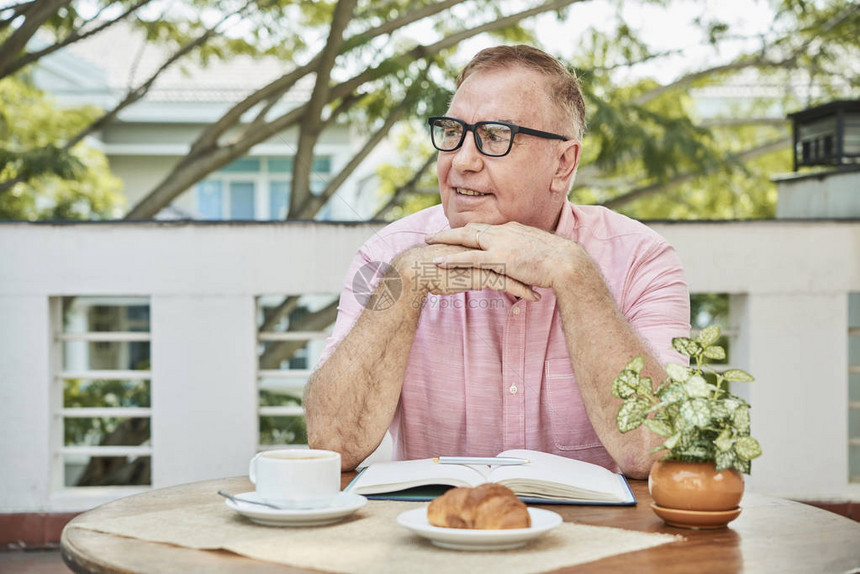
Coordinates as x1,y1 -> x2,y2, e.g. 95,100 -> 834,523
451,130 -> 484,172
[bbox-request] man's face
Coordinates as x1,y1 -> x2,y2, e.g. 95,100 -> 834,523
437,66 -> 572,231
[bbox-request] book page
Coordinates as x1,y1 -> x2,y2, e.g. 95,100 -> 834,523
347,458 -> 491,495
490,449 -> 628,502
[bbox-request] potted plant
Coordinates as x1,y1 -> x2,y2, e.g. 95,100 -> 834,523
611,325 -> 762,529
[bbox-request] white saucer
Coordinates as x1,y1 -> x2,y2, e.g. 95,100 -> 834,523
225,491 -> 367,527
396,507 -> 562,550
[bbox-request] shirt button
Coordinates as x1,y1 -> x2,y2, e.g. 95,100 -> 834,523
512,306 -> 521,315
509,385 -> 518,394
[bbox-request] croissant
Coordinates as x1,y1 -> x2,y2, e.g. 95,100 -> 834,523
427,483 -> 531,529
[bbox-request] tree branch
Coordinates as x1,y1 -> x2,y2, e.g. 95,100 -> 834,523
124,0 -> 584,219
63,1 -> 253,151
290,0 -> 357,216
2,0 -> 153,79
0,0 -> 71,79
293,88 -> 415,219
258,300 -> 339,370
260,296 -> 301,333
373,152 -> 437,219
633,3 -> 859,106
189,0 -> 471,157
599,136 -> 790,209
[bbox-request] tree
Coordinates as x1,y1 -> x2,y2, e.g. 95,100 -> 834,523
579,0 -> 859,219
374,0 -> 859,221
0,0 -> 587,218
0,75 -> 122,219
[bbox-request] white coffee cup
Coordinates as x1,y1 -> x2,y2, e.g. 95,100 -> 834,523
249,449 -> 341,509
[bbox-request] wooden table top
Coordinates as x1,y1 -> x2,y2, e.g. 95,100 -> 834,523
61,473 -> 860,573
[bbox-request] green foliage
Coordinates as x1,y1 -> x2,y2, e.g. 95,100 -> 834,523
374,121 -> 441,219
5,0 -> 857,221
611,325 -> 762,473
63,379 -> 151,446
0,76 -> 123,219
563,0 -> 858,220
259,390 -> 307,445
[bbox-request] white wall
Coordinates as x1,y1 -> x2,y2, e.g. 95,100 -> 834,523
1,219 -> 859,512
776,169 -> 860,219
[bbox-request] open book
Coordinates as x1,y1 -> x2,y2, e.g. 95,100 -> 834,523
346,449 -> 635,505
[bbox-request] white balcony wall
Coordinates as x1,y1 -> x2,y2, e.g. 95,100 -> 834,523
1,219 -> 859,512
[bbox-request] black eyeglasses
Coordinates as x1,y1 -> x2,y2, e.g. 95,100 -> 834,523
428,116 -> 568,157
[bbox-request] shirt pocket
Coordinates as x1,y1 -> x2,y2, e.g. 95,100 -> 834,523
544,358 -> 604,452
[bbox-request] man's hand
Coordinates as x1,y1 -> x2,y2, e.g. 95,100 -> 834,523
425,221 -> 582,293
394,241 -> 540,301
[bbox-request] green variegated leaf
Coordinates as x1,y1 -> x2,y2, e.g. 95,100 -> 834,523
673,410 -> 692,432
675,442 -> 711,460
722,398 -> 740,414
703,345 -> 726,360
715,429 -> 733,452
611,371 -> 638,399
715,449 -> 736,472
649,444 -> 668,454
665,362 -> 690,383
663,402 -> 681,421
644,418 -> 673,437
616,397 -> 650,433
696,325 -> 721,347
681,398 -> 711,428
734,457 -> 751,474
657,382 -> 685,404
625,356 -> 645,374
634,376 -> 653,396
735,436 -> 762,460
684,375 -> 710,398
663,433 -> 680,450
672,337 -> 702,357
732,405 -> 751,432
710,403 -> 729,421
723,369 -> 755,382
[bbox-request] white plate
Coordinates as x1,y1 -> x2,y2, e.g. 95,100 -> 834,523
225,491 -> 367,527
396,507 -> 562,551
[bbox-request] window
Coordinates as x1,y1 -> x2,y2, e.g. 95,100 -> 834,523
53,297 -> 152,489
195,156 -> 332,220
849,293 -> 860,482
256,294 -> 338,449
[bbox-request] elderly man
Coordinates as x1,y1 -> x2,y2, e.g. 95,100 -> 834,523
304,45 -> 689,479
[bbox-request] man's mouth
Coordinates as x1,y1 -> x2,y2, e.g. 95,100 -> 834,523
455,188 -> 490,197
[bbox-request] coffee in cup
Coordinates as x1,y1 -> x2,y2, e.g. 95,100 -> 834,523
249,449 -> 341,509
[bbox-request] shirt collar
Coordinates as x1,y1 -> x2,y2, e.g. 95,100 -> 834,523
553,200 -> 575,237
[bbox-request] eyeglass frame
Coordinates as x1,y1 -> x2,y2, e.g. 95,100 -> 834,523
427,116 -> 569,157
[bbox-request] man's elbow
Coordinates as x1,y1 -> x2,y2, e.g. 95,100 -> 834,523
306,418 -> 367,471
620,459 -> 652,480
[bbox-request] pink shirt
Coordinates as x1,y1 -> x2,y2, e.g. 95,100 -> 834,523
319,202 -> 690,471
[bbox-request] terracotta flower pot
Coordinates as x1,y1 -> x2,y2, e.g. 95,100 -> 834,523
648,460 -> 744,529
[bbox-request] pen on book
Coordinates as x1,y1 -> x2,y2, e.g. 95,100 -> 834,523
432,456 -> 529,466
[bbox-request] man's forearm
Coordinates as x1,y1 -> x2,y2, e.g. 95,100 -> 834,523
304,265 -> 425,470
553,251 -> 666,479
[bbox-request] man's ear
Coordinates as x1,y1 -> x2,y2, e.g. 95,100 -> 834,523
550,140 -> 581,194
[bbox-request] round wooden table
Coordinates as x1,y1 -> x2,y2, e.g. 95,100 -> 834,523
61,474 -> 860,573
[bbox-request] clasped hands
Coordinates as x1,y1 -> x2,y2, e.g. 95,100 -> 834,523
394,221 -> 581,301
